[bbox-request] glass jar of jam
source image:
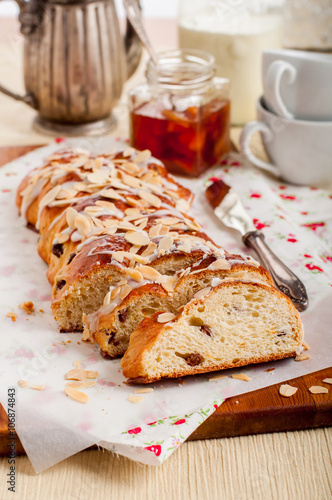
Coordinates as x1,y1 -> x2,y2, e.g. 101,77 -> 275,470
128,49 -> 231,177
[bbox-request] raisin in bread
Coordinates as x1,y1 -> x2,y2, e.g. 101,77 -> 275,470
121,281 -> 304,383
84,253 -> 273,358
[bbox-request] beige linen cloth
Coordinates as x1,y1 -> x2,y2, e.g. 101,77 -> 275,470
0,35 -> 331,500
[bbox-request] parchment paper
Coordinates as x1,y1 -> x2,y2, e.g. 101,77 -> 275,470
0,138 -> 331,472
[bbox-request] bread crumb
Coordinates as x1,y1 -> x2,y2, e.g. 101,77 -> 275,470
30,385 -> 45,391
264,368 -> 275,372
232,373 -> 251,382
18,380 -> 29,388
134,388 -> 154,394
279,384 -> 298,397
295,354 -> 310,362
6,312 -> 17,322
127,396 -> 143,404
322,378 -> 332,385
309,386 -> 328,394
19,301 -> 35,315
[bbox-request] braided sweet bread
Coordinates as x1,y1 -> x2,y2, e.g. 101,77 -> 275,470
17,146 -> 303,382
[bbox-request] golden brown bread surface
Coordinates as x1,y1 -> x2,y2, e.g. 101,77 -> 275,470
16,146 -> 221,330
121,281 -> 304,383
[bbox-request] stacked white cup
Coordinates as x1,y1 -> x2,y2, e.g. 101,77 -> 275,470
240,49 -> 332,187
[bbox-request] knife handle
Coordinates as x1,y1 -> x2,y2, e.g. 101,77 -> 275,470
243,230 -> 309,312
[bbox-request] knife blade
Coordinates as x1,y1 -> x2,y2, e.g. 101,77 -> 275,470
205,178 -> 309,312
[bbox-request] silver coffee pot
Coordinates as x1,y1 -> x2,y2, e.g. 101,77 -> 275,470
0,0 -> 142,135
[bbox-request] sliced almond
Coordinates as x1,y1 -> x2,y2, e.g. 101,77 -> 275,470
124,231 -> 150,246
110,286 -> 121,299
232,373 -> 252,382
123,146 -> 135,157
64,386 -> 89,404
87,170 -> 109,184
136,218 -> 148,231
159,225 -> 170,235
119,284 -> 132,300
157,312 -> 176,323
279,384 -> 298,397
309,386 -> 328,394
95,200 -> 117,211
159,217 -> 181,226
127,396 -> 144,404
208,375 -> 228,382
65,368 -> 86,381
295,354 -> 310,362
138,190 -> 161,208
91,217 -> 105,229
125,196 -> 143,207
40,185 -> 62,208
65,381 -> 97,389
100,188 -> 122,200
18,380 -> 29,388
194,287 -> 212,300
158,235 -> 174,253
85,370 -> 98,379
103,291 -> 112,306
121,172 -> 141,189
129,244 -> 141,254
126,269 -> 143,282
84,206 -> 103,216
125,208 -> 141,217
134,388 -> 154,394
138,265 -> 163,281
73,360 -> 81,369
122,161 -> 141,175
323,378 -> 332,385
302,341 -> 310,351
149,223 -> 162,238
135,149 -> 151,163
56,232 -> 70,244
209,259 -> 231,270
75,214 -> 92,236
142,242 -> 157,257
66,207 -> 79,229
30,385 -> 45,391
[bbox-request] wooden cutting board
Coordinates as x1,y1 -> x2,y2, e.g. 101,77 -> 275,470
0,145 -> 331,456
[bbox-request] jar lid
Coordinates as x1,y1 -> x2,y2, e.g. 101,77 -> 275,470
146,49 -> 216,89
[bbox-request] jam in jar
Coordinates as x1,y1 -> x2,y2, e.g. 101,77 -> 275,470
129,50 -> 231,177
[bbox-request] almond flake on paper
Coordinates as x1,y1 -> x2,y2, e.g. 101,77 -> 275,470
134,388 -> 154,394
65,368 -> 86,381
64,386 -> 89,404
127,396 -> 144,404
85,370 -> 98,379
208,375 -> 228,382
295,354 -> 311,362
231,373 -> 252,382
30,385 -> 45,391
322,378 -> 332,385
65,381 -> 96,389
17,380 -> 29,388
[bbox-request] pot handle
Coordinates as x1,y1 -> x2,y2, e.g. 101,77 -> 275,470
124,0 -> 143,79
0,84 -> 37,109
0,0 -> 39,108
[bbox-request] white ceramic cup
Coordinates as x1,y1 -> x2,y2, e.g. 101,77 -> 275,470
240,96 -> 332,187
263,49 -> 332,121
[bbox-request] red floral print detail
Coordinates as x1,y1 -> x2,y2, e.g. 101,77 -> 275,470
280,194 -> 296,200
325,256 -> 332,262
147,421 -> 157,426
301,211 -> 308,215
250,193 -> 261,198
214,404 -> 219,410
253,218 -> 266,230
2,189 -> 10,193
145,445 -> 162,456
279,185 -> 287,190
287,238 -> 297,243
230,161 -> 241,166
128,427 -> 141,435
55,137 -> 65,143
304,254 -> 312,258
310,187 -> 318,190
173,419 -> 186,425
209,177 -> 220,183
220,159 -> 228,165
302,222 -> 325,231
305,263 -> 323,272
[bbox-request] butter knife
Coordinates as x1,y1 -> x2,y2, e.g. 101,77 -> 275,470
205,179 -> 309,312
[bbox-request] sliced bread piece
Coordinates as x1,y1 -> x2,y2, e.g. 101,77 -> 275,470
121,281 -> 303,383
